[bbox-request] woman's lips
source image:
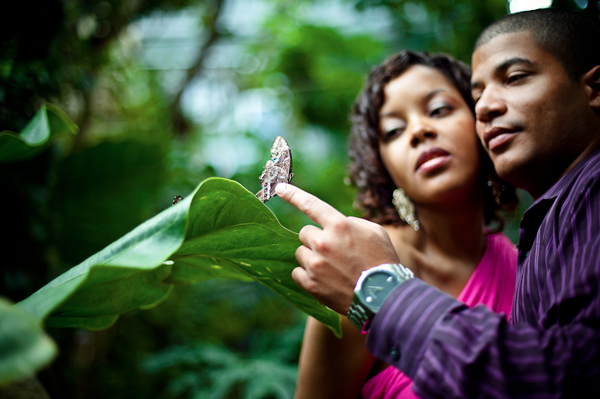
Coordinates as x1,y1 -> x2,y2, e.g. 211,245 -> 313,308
416,148 -> 451,173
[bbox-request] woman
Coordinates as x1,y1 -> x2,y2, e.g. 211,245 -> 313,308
294,51 -> 519,399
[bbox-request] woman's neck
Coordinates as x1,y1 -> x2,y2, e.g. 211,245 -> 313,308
387,193 -> 487,298
417,196 -> 486,263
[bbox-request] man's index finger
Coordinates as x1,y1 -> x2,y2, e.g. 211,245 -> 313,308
276,183 -> 343,228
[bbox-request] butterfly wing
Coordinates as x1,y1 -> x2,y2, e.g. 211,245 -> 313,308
256,136 -> 293,203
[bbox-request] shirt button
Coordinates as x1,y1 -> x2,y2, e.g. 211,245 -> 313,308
389,347 -> 400,360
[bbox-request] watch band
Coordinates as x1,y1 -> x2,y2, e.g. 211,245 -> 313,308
348,299 -> 372,332
347,263 -> 414,332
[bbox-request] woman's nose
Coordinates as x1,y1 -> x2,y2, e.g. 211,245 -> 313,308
409,121 -> 436,147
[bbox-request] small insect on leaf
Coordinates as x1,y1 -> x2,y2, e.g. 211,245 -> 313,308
172,195 -> 183,206
256,136 -> 293,203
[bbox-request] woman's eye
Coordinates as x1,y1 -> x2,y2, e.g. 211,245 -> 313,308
430,105 -> 452,118
381,126 -> 405,142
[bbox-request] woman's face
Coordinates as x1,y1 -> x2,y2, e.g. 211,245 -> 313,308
378,65 -> 481,205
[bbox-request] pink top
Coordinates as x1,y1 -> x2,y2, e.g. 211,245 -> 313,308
361,233 -> 517,399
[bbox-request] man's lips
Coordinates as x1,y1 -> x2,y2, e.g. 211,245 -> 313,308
484,127 -> 518,151
416,148 -> 450,172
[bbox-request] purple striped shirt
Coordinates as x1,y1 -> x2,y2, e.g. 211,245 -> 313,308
367,150 -> 600,398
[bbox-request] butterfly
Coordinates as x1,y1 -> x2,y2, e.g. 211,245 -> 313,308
256,136 -> 293,203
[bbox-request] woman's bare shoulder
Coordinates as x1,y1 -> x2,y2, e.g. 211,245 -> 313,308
382,223 -> 417,249
380,223 -> 423,272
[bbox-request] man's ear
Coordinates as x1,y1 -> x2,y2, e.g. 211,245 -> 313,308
583,65 -> 600,109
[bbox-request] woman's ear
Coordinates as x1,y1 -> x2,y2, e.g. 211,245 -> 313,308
583,65 -> 600,109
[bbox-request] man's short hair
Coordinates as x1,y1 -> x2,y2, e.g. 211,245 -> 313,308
475,8 -> 600,80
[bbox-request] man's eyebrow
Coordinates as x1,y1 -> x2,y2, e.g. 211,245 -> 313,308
495,57 -> 535,72
471,57 -> 535,90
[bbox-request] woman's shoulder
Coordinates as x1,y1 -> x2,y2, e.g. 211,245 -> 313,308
382,223 -> 419,254
381,223 -> 425,273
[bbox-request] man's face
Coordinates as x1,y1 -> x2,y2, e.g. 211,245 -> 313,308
471,31 -> 591,198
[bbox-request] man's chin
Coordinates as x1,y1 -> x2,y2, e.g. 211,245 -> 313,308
490,153 -> 525,187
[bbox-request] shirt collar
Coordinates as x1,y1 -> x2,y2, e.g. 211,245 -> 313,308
531,149 -> 600,205
518,149 -> 600,255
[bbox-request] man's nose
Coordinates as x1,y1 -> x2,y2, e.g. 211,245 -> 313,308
475,88 -> 507,123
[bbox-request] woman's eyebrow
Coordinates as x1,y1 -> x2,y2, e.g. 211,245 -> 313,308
380,88 -> 449,118
380,111 -> 398,118
424,88 -> 447,101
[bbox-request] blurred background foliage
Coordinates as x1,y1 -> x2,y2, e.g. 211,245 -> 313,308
1,0 -> 598,397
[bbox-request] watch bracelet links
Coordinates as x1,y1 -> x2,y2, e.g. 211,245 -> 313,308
392,263 -> 415,281
348,298 -> 371,332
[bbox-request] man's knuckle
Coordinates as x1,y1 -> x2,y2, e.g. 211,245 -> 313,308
287,189 -> 297,203
377,224 -> 388,234
306,256 -> 324,273
304,278 -> 318,292
301,197 -> 316,213
312,237 -> 328,253
298,226 -> 309,238
329,218 -> 344,230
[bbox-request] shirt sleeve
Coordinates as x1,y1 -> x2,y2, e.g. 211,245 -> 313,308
366,278 -> 464,378
366,169 -> 600,398
367,276 -> 600,399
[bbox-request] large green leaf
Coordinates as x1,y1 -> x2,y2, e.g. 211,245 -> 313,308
0,103 -> 78,163
17,178 -> 341,336
0,298 -> 57,386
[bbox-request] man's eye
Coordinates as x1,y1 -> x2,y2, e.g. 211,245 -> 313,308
506,73 -> 527,84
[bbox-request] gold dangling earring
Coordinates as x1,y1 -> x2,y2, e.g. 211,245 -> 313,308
487,179 -> 503,205
392,188 -> 420,231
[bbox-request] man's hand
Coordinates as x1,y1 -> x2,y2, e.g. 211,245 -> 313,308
276,183 -> 400,314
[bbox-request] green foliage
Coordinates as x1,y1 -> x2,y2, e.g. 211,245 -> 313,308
55,140 -> 172,264
355,0 -> 508,63
0,103 -> 78,163
0,298 -> 57,386
8,0 -> 590,397
18,178 -> 340,336
272,23 -> 384,134
0,0 -> 200,132
143,322 -> 303,399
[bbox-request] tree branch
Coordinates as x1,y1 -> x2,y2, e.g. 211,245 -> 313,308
169,0 -> 226,135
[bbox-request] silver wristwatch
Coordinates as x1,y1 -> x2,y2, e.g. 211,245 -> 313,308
347,263 -> 414,332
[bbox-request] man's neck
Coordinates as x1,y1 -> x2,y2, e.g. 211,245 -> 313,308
529,140 -> 600,200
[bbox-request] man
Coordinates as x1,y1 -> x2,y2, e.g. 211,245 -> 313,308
276,8 -> 600,398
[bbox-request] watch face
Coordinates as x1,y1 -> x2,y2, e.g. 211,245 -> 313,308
360,271 -> 399,311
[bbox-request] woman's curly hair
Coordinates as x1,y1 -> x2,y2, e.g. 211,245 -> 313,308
348,50 -> 518,232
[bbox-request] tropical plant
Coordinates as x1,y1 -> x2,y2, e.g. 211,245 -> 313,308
143,322 -> 304,399
17,178 -> 340,335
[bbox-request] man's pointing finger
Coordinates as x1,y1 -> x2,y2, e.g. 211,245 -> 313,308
276,183 -> 343,228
